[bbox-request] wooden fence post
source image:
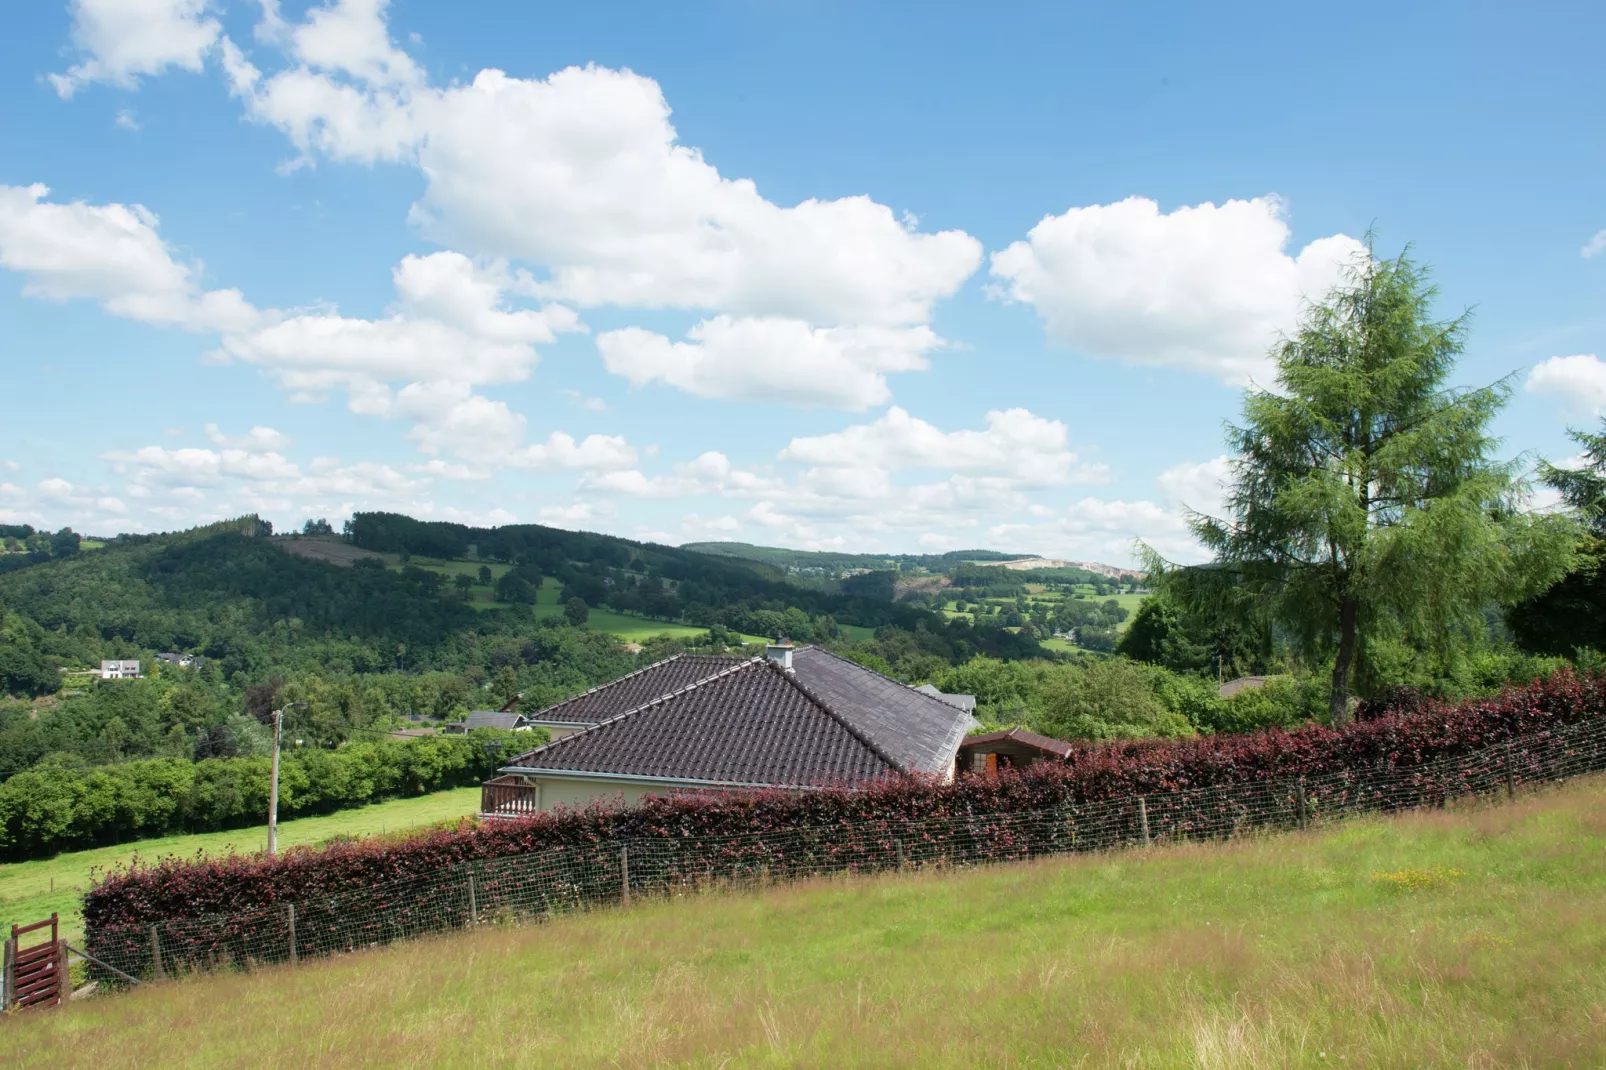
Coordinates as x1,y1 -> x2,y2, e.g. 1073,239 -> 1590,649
1137,797 -> 1150,847
1296,780 -> 1309,830
3,934 -> 13,1009
620,847 -> 630,904
896,841 -> 906,871
467,873 -> 479,927
287,904 -> 297,966
149,925 -> 163,980
1506,742 -> 1516,801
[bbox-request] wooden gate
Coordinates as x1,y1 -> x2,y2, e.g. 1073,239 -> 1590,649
5,914 -> 69,1010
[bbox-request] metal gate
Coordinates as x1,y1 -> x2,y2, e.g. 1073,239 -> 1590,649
4,914 -> 68,1010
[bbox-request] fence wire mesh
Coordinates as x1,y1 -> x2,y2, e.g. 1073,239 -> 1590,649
83,715 -> 1606,986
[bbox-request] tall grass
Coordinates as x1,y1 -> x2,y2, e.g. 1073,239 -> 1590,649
13,777 -> 1606,1066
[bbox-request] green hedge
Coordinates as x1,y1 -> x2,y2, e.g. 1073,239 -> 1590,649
0,728 -> 543,861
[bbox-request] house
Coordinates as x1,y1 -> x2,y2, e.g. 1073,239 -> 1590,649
913,683 -> 977,714
482,644 -> 980,815
99,660 -> 141,680
956,727 -> 1075,778
155,652 -> 205,670
1220,675 -> 1272,699
443,710 -> 536,734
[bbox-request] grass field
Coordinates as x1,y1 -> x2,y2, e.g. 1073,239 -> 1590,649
15,778 -> 1606,1065
0,788 -> 482,947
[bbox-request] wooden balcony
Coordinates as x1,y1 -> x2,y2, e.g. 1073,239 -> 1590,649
481,775 -> 539,819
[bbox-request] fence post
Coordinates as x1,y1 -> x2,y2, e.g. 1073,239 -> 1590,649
3,934 -> 13,1009
620,846 -> 630,905
149,925 -> 163,980
1138,796 -> 1150,847
896,840 -> 906,871
467,873 -> 479,927
1506,742 -> 1516,801
287,904 -> 297,966
1296,780 -> 1309,830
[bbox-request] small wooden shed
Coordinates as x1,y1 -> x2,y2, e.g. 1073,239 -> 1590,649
957,728 -> 1075,778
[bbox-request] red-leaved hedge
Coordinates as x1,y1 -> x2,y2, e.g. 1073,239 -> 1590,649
84,668 -> 1605,937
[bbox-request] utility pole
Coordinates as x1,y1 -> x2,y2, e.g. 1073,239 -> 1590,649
267,702 -> 308,856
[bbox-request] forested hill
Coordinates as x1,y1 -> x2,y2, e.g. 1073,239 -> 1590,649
680,541 -> 1027,575
0,519 -> 485,681
0,514 -> 1048,693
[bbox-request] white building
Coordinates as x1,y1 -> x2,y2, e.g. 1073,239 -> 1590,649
99,659 -> 141,679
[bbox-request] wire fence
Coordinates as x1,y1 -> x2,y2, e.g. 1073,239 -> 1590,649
82,714 -> 1606,987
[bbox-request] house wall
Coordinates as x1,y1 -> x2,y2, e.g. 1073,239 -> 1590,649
526,776 -> 685,812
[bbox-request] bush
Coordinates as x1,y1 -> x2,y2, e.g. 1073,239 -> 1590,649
0,728 -> 543,861
1196,676 -> 1328,735
82,668 -> 1606,936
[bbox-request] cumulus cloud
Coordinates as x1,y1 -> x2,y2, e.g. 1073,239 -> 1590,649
1157,455 -> 1231,517
210,0 -> 980,406
1526,354 -> 1606,415
509,431 -> 638,472
780,405 -> 1107,484
204,423 -> 291,451
50,0 -> 222,98
0,184 -> 258,333
1583,230 -> 1606,260
989,196 -> 1364,384
598,319 -> 940,410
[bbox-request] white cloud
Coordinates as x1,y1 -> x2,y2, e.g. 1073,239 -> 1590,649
509,431 -> 638,472
986,497 -> 1203,566
598,318 -> 939,410
50,0 -> 222,98
1526,354 -> 1606,415
538,500 -> 617,526
211,2 -> 980,405
0,184 -> 258,333
205,423 -> 291,451
1157,455 -> 1231,517
115,108 -> 141,131
780,405 -> 1107,484
989,196 -> 1365,384
1583,230 -> 1606,260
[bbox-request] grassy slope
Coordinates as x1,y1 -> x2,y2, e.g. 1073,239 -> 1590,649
0,788 -> 482,947
16,779 -> 1606,1066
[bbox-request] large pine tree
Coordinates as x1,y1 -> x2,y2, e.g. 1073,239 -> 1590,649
1162,243 -> 1575,723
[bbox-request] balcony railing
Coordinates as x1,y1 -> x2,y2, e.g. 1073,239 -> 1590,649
480,775 -> 539,819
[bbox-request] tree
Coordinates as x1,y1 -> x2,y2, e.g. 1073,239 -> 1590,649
477,565 -> 493,586
1510,419 -> 1606,653
563,597 -> 590,626
1157,243 -> 1574,723
454,574 -> 474,601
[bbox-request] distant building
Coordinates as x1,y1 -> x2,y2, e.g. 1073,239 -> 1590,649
442,710 -> 536,734
1220,675 -> 1273,699
913,683 -> 978,714
99,660 -> 141,680
155,652 -> 205,670
957,727 -> 1075,777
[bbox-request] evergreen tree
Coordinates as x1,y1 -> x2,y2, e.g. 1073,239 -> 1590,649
1157,243 -> 1574,722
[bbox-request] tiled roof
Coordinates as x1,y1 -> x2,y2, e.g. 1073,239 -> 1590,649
461,710 -> 526,731
788,647 -> 978,776
528,654 -> 748,724
914,683 -> 978,713
505,658 -> 897,788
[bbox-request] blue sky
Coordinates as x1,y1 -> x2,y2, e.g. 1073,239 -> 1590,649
1,0 -> 1602,565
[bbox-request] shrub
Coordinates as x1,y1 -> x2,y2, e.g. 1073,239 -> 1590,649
82,669 -> 1606,937
0,728 -> 542,861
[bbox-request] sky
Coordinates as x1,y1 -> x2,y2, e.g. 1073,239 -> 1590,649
1,0 -> 1602,566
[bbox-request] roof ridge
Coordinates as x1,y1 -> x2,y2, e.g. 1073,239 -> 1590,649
506,657 -> 763,764
526,652 -> 736,719
765,658 -> 907,776
795,645 -> 977,772
799,645 -> 963,709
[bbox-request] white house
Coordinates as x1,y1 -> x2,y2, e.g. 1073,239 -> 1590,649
99,660 -> 141,679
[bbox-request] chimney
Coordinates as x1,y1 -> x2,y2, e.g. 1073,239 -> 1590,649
765,641 -> 794,670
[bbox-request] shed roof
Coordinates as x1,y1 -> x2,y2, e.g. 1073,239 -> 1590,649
959,727 -> 1076,760
1219,675 -> 1273,699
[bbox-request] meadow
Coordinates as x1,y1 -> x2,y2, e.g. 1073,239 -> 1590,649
0,788 -> 482,947
13,776 -> 1606,1066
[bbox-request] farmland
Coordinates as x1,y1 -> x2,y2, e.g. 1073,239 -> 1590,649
0,787 -> 482,947
13,777 -> 1606,1065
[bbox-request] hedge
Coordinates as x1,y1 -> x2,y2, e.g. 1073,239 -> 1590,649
81,668 -> 1605,936
0,729 -> 538,861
